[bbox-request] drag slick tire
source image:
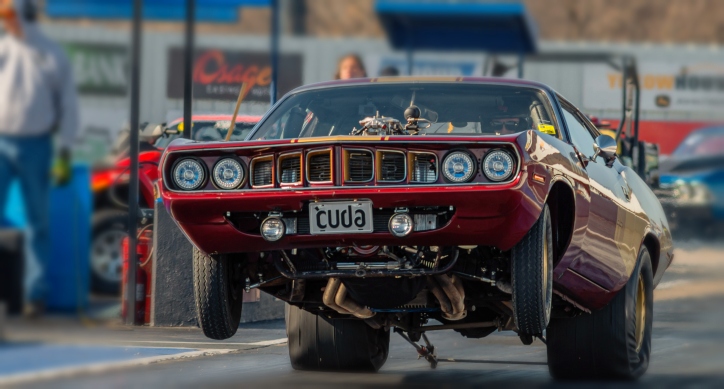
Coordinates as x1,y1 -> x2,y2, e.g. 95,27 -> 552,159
193,247 -> 244,340
547,246 -> 654,380
511,204 -> 553,335
285,304 -> 390,372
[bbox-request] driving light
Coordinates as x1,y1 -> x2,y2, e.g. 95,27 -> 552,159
389,213 -> 414,237
482,149 -> 515,182
261,217 -> 285,242
212,158 -> 245,189
674,180 -> 714,205
442,151 -> 476,183
172,158 -> 206,190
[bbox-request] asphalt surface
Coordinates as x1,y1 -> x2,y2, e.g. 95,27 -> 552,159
5,240 -> 724,388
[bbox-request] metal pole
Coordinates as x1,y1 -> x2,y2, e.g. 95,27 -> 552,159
182,0 -> 195,139
517,53 -> 524,78
125,0 -> 143,326
270,0 -> 279,104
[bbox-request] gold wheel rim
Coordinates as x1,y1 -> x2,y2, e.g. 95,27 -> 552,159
635,274 -> 646,352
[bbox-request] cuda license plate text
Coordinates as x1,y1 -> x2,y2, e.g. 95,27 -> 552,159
309,201 -> 373,235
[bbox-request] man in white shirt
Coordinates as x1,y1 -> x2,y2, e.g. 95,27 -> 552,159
0,0 -> 78,315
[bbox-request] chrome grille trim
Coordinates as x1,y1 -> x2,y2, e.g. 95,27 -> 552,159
250,157 -> 274,187
377,150 -> 406,182
278,153 -> 302,185
345,149 -> 374,183
410,152 -> 438,183
306,149 -> 333,183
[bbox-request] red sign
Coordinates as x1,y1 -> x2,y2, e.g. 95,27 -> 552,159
167,48 -> 302,102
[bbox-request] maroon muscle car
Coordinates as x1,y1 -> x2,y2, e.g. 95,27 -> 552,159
159,77 -> 673,380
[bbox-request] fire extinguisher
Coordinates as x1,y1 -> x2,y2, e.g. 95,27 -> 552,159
121,236 -> 147,325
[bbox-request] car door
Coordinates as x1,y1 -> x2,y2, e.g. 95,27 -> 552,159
560,103 -> 630,292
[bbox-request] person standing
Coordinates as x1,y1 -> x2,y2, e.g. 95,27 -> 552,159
334,54 -> 367,80
0,0 -> 77,315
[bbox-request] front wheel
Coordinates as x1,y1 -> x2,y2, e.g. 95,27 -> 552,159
511,204 -> 553,335
547,246 -> 654,380
285,304 -> 389,372
193,247 -> 244,340
90,210 -> 129,295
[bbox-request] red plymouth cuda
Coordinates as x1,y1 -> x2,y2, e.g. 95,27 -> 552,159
159,77 -> 673,380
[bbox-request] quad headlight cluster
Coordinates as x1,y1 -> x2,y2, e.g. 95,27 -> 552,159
441,149 -> 516,183
172,157 -> 246,190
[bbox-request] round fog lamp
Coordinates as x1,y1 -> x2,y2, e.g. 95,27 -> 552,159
389,213 -> 414,237
260,217 -> 285,242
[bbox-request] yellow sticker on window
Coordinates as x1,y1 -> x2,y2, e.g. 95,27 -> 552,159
538,124 -> 556,135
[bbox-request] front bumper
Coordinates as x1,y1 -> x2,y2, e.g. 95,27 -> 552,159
162,173 -> 545,254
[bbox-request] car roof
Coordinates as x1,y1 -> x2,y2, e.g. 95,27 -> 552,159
288,76 -> 555,95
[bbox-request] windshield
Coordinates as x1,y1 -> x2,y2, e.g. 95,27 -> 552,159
154,121 -> 257,148
250,83 -> 556,140
672,128 -> 724,157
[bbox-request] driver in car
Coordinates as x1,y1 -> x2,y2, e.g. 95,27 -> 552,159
487,102 -> 532,135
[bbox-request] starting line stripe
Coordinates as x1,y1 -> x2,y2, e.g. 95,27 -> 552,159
0,348 -> 236,386
108,338 -> 289,347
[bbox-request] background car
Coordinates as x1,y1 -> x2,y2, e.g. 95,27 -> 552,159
89,115 -> 260,294
655,126 -> 724,238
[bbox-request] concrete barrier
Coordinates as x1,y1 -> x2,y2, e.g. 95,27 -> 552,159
150,201 -> 284,327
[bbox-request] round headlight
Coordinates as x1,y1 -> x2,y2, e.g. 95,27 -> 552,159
213,158 -> 244,189
172,158 -> 206,190
260,217 -> 285,242
442,151 -> 476,183
482,150 -> 515,182
389,213 -> 414,237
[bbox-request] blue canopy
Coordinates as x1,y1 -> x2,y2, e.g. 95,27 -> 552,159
376,0 -> 538,54
46,0 -> 270,22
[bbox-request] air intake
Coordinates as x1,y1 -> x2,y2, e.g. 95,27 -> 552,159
378,151 -> 406,182
347,150 -> 373,182
252,159 -> 273,187
308,151 -> 332,182
279,154 -> 302,184
411,153 -> 437,183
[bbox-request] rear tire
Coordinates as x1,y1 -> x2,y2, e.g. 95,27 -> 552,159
511,204 -> 553,335
547,246 -> 654,380
193,247 -> 244,340
285,304 -> 389,372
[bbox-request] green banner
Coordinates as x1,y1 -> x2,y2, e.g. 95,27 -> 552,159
62,43 -> 129,96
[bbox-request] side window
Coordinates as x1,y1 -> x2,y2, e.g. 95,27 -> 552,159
561,107 -> 596,159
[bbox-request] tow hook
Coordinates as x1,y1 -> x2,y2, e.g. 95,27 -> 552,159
394,328 -> 438,369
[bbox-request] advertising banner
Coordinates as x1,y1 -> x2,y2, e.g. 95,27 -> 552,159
63,43 -> 129,96
365,54 -> 483,77
583,62 -> 724,112
167,48 -> 303,102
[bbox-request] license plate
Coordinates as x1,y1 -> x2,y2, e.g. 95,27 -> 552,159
309,200 -> 373,235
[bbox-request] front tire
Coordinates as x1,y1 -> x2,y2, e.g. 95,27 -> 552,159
547,246 -> 654,380
511,204 -> 553,335
193,247 -> 244,340
285,304 -> 389,372
90,210 -> 129,295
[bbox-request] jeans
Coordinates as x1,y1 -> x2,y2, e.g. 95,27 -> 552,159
0,134 -> 52,302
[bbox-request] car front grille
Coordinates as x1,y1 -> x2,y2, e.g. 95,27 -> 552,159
347,150 -> 373,182
252,159 -> 273,187
378,151 -> 406,182
279,154 -> 302,184
308,152 -> 332,182
411,153 -> 437,183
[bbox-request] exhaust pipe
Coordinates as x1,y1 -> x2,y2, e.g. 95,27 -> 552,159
322,278 -> 375,319
428,274 -> 467,321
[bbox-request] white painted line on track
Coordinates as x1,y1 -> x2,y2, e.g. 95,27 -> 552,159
0,348 -> 236,386
109,337 -> 288,347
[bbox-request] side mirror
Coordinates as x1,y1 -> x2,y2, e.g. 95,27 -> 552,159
592,135 -> 617,166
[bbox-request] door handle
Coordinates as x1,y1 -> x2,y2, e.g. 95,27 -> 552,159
622,185 -> 631,201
